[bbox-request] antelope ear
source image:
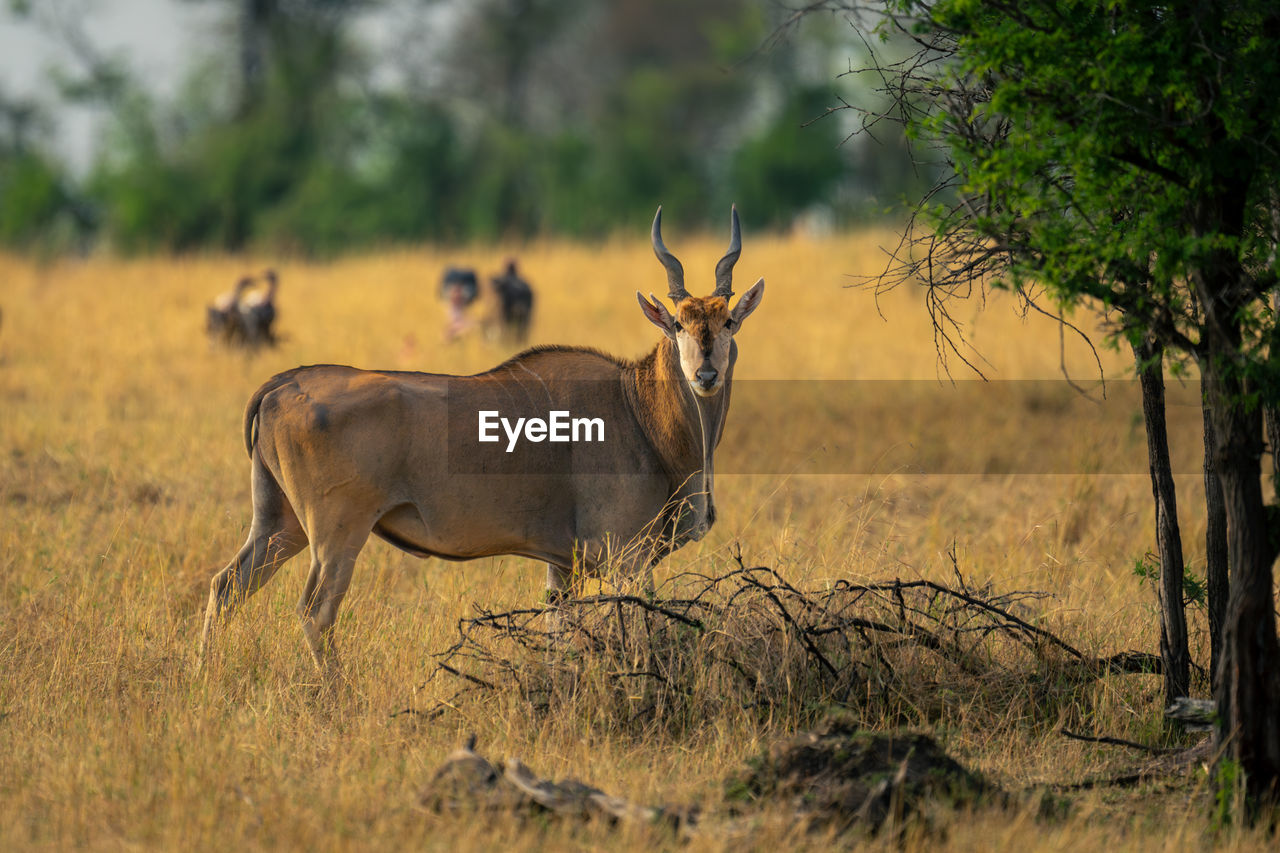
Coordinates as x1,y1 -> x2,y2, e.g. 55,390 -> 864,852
637,292 -> 678,339
729,278 -> 764,331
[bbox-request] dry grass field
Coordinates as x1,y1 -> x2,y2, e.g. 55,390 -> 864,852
0,228 -> 1273,849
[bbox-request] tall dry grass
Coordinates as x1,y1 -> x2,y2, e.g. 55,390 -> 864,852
0,230 -> 1269,849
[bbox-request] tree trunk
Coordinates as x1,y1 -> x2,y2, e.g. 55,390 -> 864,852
1207,371 -> 1280,815
1269,292 -> 1280,512
1203,402 -> 1229,686
1266,403 -> 1280,500
237,0 -> 274,117
1133,338 -> 1190,705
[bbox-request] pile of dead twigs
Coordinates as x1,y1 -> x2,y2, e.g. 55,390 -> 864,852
418,556 -> 1161,734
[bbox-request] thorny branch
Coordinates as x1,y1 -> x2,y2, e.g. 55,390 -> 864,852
420,562 -> 1164,728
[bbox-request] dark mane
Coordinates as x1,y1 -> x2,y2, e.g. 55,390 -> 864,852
473,343 -> 640,376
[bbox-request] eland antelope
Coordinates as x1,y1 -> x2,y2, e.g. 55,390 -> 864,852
200,207 -> 764,672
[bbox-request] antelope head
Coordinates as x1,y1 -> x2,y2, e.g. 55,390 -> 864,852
637,206 -> 765,397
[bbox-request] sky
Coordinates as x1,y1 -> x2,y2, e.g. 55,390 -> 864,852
0,0 -> 213,170
0,0 -> 201,95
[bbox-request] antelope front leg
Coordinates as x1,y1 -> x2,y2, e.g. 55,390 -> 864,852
545,562 -> 578,636
546,562 -> 573,605
296,529 -> 369,678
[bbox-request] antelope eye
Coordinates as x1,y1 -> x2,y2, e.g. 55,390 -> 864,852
673,321 -> 683,332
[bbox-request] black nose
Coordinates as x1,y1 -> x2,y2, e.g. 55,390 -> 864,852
696,367 -> 718,387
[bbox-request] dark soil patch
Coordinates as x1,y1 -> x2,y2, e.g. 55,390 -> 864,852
725,717 -> 998,831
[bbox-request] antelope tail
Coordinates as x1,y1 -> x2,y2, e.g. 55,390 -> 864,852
242,369 -> 299,457
243,385 -> 269,457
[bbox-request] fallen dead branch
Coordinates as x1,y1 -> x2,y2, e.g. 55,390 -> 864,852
1047,728 -> 1215,792
1058,728 -> 1181,756
420,561 -> 1163,735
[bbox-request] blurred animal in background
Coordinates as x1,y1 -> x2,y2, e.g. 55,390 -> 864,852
486,258 -> 535,345
205,270 -> 281,350
206,276 -> 254,346
441,266 -> 480,342
239,268 -> 280,348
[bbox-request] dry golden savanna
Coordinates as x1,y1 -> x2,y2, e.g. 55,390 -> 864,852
0,229 -> 1271,849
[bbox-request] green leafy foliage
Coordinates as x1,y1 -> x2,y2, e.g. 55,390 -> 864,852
900,0 -> 1280,375
1130,553 -> 1207,609
0,151 -> 68,247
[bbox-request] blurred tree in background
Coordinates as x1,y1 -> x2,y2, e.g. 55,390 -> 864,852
0,0 -> 925,254
0,88 -> 82,251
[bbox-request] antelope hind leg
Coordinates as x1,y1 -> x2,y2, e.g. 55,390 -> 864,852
200,458 -> 306,666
